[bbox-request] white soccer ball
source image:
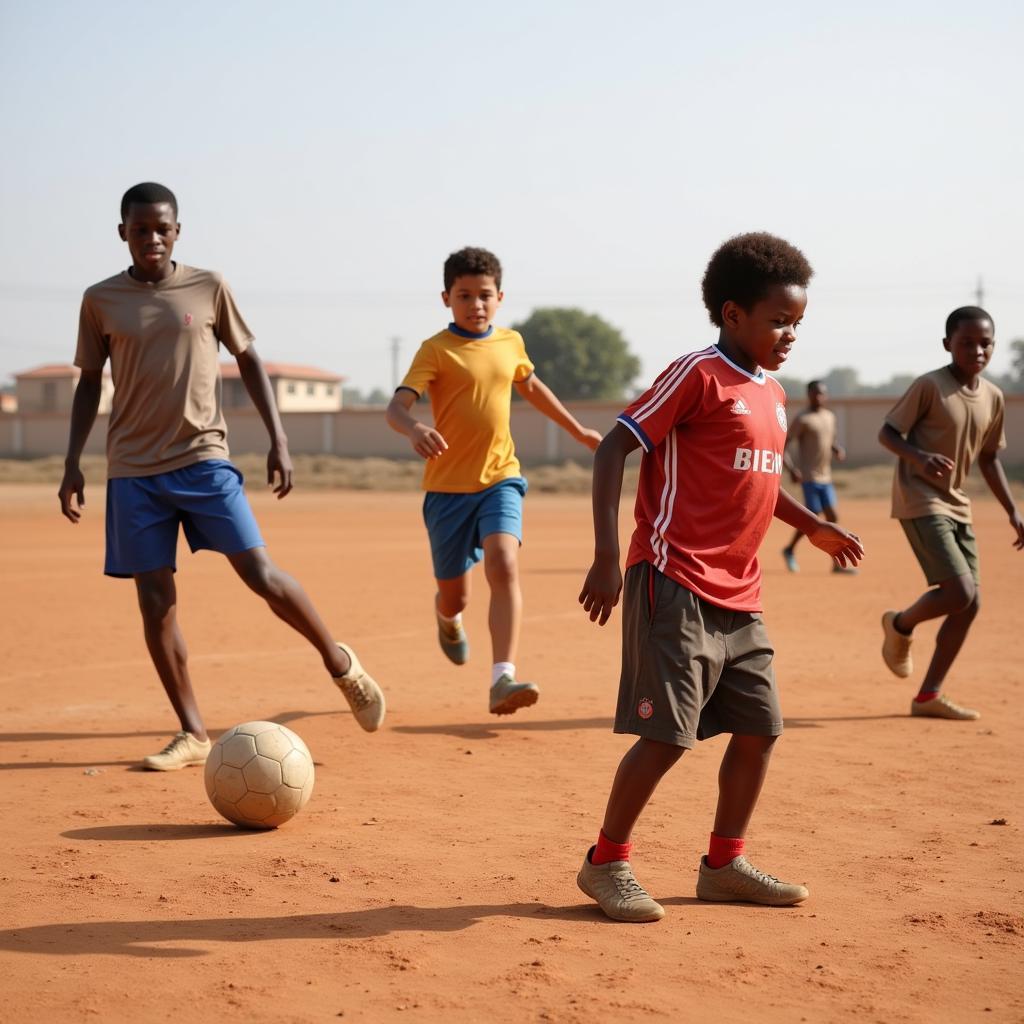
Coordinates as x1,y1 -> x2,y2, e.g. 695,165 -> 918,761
204,721 -> 315,829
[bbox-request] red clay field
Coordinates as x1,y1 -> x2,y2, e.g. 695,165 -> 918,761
1,485 -> 1022,1023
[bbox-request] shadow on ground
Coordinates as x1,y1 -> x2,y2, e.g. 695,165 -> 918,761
392,716 -> 613,740
0,901 -> 628,957
60,823 -> 255,842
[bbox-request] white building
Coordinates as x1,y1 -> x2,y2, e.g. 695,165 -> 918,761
14,364 -> 114,414
220,362 -> 345,412
7,362 -> 345,416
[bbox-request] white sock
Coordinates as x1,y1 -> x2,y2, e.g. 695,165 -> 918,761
437,609 -> 462,626
492,662 -> 515,686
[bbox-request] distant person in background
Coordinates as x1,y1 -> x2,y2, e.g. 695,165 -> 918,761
878,306 -> 1023,721
781,381 -> 854,573
57,182 -> 385,770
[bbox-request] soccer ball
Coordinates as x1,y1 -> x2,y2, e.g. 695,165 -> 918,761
204,721 -> 315,829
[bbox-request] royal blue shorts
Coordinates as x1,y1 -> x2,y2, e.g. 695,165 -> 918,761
422,477 -> 527,581
104,459 -> 264,577
801,480 -> 837,515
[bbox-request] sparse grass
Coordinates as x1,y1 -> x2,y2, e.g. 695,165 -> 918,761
3,455 -> 1021,498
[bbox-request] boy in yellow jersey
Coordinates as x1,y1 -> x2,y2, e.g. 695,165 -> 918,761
386,247 -> 601,714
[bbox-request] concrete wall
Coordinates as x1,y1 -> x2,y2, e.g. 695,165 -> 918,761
3,395 -> 1023,465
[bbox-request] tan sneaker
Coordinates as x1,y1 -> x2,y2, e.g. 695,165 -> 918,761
488,674 -> 539,715
142,731 -> 212,771
911,694 -> 980,720
334,642 -> 386,732
696,856 -> 809,906
881,610 -> 913,678
577,849 -> 665,923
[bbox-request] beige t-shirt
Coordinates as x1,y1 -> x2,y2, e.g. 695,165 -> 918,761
75,264 -> 254,478
885,368 -> 1006,523
788,407 -> 836,483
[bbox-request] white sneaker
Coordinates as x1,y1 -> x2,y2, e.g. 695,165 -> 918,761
142,731 -> 212,771
334,642 -> 386,732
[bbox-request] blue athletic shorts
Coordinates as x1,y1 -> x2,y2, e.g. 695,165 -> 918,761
104,459 -> 264,577
801,481 -> 837,515
422,477 -> 527,581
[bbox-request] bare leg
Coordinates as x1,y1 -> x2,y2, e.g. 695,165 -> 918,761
482,532 -> 521,664
134,569 -> 206,740
784,528 -> 803,552
712,733 -> 777,838
436,571 -> 471,618
918,592 -> 980,695
895,574 -> 975,633
227,547 -> 348,677
601,738 -> 685,844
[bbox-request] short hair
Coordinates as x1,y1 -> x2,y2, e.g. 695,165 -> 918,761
701,232 -> 813,328
807,379 -> 824,393
120,182 -> 178,222
444,247 -> 502,291
945,306 -> 994,338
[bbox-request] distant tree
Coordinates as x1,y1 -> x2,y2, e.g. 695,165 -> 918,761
773,375 -> 806,400
364,388 -> 390,406
1010,339 -> 1024,391
512,308 -> 640,401
822,366 -> 861,397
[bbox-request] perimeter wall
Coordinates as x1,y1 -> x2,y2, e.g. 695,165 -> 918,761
2,396 -> 1023,466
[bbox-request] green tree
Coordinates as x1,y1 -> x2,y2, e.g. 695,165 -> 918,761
1010,339 -> 1024,390
512,308 -> 641,400
822,366 -> 861,396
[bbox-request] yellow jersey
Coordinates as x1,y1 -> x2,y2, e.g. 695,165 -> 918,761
400,324 -> 535,492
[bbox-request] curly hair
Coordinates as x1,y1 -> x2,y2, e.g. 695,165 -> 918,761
121,182 -> 178,221
444,246 -> 502,292
945,306 -> 993,338
701,232 -> 813,327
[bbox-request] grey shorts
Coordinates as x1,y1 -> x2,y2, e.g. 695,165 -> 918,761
614,562 -> 783,749
899,515 -> 980,586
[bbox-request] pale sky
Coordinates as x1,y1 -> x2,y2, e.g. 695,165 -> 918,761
1,0 -> 1021,393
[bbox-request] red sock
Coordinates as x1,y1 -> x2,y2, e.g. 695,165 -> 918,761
591,830 -> 632,865
914,690 -> 939,703
707,833 -> 744,869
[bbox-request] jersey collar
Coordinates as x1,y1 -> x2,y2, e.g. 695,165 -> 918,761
448,322 -> 494,340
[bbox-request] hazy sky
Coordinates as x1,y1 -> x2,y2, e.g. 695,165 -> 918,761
1,1 -> 1021,393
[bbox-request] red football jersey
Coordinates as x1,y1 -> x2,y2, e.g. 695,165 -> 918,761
618,346 -> 789,611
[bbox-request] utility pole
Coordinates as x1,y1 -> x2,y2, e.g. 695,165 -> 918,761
390,336 -> 402,392
975,276 -> 985,307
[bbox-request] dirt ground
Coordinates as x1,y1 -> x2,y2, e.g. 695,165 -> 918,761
1,484 -> 1022,1023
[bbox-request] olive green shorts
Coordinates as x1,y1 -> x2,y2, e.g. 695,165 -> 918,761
899,515 -> 979,586
614,562 -> 783,749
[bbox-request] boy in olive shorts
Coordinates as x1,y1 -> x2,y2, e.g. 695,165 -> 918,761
879,306 -> 1023,720
575,233 -> 864,923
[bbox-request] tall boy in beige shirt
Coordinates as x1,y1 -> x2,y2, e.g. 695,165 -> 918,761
878,306 -> 1023,720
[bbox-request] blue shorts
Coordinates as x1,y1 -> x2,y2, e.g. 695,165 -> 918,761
801,481 -> 837,515
105,459 -> 264,577
423,477 -> 527,581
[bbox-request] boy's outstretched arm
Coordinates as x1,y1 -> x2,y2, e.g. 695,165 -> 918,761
978,450 -> 1024,549
235,346 -> 293,499
385,388 -> 448,459
774,489 -> 865,568
58,369 -> 104,523
878,423 -> 954,480
579,424 -> 640,625
514,374 -> 602,451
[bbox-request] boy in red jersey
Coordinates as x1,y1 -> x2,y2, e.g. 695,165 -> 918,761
576,233 -> 864,922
